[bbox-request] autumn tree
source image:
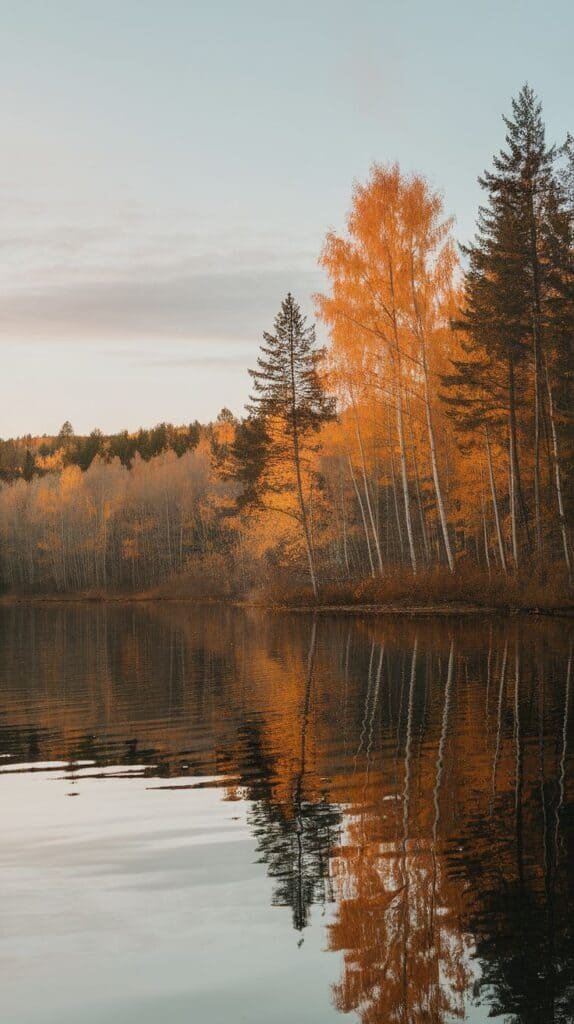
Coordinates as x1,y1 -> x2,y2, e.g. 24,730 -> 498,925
239,293 -> 335,598
317,164 -> 458,574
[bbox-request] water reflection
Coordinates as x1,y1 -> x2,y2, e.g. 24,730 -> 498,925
0,605 -> 572,1022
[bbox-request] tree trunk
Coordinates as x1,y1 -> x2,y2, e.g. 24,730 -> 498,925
533,342 -> 542,559
397,387 -> 417,573
509,421 -> 519,568
508,354 -> 521,567
407,394 -> 430,567
485,425 -> 507,574
339,465 -> 351,577
544,355 -> 572,582
422,364 -> 454,571
388,253 -> 417,573
480,465 -> 491,576
408,257 -> 454,572
388,406 -> 405,563
350,393 -> 384,574
288,317 -> 318,598
527,184 -> 544,560
508,349 -> 531,555
348,454 -> 375,577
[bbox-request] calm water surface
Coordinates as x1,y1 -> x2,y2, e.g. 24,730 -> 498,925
0,605 -> 572,1023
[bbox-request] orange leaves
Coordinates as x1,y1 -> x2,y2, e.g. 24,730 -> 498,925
35,450 -> 64,473
316,162 -> 458,392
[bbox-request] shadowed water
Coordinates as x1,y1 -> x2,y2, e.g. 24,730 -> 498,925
0,605 -> 572,1023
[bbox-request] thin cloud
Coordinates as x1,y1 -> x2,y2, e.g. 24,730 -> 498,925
0,267 -> 324,343
137,353 -> 250,369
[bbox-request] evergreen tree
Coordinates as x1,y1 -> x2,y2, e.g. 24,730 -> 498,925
109,430 -> 138,467
241,293 -> 335,598
22,448 -> 36,482
558,133 -> 574,210
67,429 -> 105,471
148,422 -> 170,458
57,421 -> 75,447
228,415 -> 269,509
441,349 -> 510,572
451,85 -> 572,569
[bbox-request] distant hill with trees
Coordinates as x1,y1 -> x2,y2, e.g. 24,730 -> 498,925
0,419 -> 202,482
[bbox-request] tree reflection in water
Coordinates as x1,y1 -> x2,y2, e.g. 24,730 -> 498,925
0,607 -> 572,1022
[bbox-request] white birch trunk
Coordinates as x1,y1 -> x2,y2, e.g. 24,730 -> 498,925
351,394 -> 384,575
544,356 -> 572,582
485,425 -> 507,574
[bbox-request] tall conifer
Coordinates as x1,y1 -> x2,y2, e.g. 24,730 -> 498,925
452,85 -> 572,569
241,293 -> 335,598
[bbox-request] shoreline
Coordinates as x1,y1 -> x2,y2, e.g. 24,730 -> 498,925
0,594 -> 572,617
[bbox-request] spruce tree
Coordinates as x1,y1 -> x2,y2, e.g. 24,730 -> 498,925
240,293 -> 335,598
22,448 -> 36,482
57,421 -> 74,447
452,85 -> 572,569
441,349 -> 510,572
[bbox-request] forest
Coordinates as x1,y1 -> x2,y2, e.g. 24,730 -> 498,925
0,86 -> 572,605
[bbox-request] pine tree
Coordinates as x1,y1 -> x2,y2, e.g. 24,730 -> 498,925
441,349 -> 509,572
242,293 -> 335,598
57,421 -> 74,446
228,415 -> 269,509
453,85 -> 572,569
22,448 -> 36,482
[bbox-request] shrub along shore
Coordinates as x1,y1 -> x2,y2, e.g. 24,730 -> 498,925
1,568 -> 572,616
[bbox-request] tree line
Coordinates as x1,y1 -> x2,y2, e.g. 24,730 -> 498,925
0,420 -> 201,481
0,85 -> 572,597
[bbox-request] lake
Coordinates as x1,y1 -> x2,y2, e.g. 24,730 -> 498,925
0,605 -> 572,1023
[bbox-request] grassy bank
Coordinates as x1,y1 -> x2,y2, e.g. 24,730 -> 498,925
258,567 -> 574,615
1,567 -> 572,616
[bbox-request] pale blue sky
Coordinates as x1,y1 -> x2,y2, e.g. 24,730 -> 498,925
1,0 -> 572,436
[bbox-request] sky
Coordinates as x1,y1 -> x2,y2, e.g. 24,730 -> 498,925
1,0 -> 572,437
